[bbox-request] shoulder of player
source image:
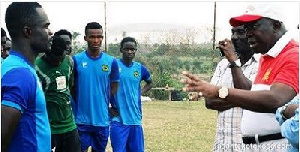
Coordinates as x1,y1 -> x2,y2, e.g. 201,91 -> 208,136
3,67 -> 36,85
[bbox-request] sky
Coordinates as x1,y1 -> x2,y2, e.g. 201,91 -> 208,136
1,1 -> 299,44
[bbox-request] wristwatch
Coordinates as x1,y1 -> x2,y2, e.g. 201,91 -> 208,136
218,87 -> 229,99
229,59 -> 241,68
280,104 -> 289,121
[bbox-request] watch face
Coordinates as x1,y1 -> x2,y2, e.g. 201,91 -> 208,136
220,90 -> 226,98
219,87 -> 228,98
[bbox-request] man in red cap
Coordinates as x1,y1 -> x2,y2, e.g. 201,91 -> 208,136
181,2 -> 298,152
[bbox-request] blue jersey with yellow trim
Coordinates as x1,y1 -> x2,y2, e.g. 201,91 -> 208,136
73,51 -> 119,126
111,59 -> 151,125
1,51 -> 51,152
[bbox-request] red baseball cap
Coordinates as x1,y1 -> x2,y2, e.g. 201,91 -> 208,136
229,3 -> 285,27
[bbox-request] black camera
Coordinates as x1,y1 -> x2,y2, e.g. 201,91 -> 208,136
217,47 -> 225,57
217,41 -> 226,57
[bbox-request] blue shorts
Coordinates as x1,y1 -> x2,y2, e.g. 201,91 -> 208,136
77,124 -> 109,152
110,121 -> 144,152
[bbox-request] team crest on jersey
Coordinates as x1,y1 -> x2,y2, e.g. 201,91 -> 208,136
102,65 -> 109,72
134,71 -> 139,77
262,68 -> 271,81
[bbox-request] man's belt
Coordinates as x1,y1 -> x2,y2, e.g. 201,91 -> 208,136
242,133 -> 284,144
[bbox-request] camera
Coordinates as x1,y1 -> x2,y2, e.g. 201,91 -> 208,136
217,47 -> 225,57
217,41 -> 226,57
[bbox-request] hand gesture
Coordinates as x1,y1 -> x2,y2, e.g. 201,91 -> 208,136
180,71 -> 220,98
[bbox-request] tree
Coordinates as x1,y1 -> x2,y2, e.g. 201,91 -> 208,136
71,31 -> 85,54
72,31 -> 81,41
180,28 -> 198,45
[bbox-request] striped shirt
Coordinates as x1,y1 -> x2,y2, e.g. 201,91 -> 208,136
211,54 -> 260,152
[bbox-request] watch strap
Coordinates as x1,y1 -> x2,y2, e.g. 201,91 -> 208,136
229,59 -> 241,68
281,105 -> 289,121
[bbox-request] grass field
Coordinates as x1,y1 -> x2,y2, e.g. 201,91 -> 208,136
106,100 -> 218,152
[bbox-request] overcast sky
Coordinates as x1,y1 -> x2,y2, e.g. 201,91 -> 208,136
1,1 -> 299,44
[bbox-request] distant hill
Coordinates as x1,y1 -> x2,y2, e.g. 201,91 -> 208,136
107,23 -> 213,44
108,23 -> 192,34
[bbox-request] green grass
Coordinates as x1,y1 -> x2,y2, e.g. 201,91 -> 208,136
106,100 -> 217,152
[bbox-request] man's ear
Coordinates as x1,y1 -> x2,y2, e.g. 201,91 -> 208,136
23,26 -> 31,38
84,36 -> 87,41
273,20 -> 282,32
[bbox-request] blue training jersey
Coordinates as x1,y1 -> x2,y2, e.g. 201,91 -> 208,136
111,59 -> 151,125
73,51 -> 119,126
1,51 -> 51,152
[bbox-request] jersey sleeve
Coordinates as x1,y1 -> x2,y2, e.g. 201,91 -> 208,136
71,55 -> 78,102
110,58 -> 120,82
67,56 -> 75,88
1,68 -> 36,113
273,50 -> 299,93
141,64 -> 151,82
280,108 -> 299,145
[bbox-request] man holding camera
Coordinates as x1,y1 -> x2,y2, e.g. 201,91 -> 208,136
206,25 -> 260,152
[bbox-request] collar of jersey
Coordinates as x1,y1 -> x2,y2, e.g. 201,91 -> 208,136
120,59 -> 133,68
85,50 -> 103,60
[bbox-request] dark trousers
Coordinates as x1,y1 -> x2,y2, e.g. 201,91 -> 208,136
51,128 -> 81,152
